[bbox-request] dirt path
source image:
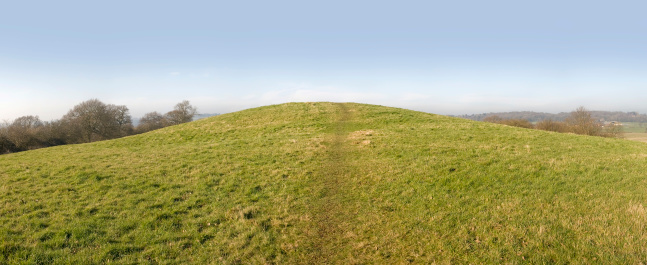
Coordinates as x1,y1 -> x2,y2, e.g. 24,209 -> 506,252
308,103 -> 354,264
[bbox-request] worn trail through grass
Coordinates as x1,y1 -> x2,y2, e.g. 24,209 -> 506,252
309,103 -> 355,263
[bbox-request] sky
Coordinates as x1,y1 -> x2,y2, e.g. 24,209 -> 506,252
1,0 -> 646,121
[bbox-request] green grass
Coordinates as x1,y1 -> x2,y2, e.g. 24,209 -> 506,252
3,102 -> 647,263
620,122 -> 647,133
619,122 -> 647,143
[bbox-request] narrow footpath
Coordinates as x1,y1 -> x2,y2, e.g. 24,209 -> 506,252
308,103 -> 354,264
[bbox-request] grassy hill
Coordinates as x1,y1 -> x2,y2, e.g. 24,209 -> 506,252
2,102 -> 647,264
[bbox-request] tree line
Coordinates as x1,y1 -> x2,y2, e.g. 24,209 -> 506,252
483,106 -> 623,138
460,110 -> 647,123
0,99 -> 197,154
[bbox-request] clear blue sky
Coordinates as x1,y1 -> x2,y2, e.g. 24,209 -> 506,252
1,0 -> 646,121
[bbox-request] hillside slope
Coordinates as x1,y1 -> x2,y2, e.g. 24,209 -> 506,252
2,102 -> 647,263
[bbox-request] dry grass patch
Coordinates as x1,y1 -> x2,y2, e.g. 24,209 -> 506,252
625,132 -> 647,143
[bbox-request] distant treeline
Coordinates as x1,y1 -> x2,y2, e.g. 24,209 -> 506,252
459,110 -> 647,123
0,99 -> 198,154
481,107 -> 623,138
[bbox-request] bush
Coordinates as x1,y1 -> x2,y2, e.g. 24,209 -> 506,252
535,119 -> 569,133
484,115 -> 534,129
486,107 -> 623,138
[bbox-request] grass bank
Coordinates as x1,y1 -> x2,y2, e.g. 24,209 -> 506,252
2,102 -> 647,263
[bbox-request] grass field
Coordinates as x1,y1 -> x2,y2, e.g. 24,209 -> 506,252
3,102 -> 647,263
618,122 -> 647,143
625,133 -> 647,143
620,122 -> 647,133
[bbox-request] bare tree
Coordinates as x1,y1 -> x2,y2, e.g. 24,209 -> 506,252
565,106 -> 601,136
38,120 -> 68,147
136,111 -> 168,133
62,99 -> 133,143
6,115 -> 44,150
135,101 -> 197,133
0,136 -> 16,154
0,117 -> 68,154
0,121 -> 17,154
110,105 -> 134,136
165,100 -> 197,125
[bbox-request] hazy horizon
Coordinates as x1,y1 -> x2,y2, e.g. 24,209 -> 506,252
2,0 -> 646,121
3,100 -> 647,123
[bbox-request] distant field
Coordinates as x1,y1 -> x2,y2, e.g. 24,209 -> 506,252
619,122 -> 647,143
3,103 -> 647,263
625,133 -> 647,143
621,122 -> 647,133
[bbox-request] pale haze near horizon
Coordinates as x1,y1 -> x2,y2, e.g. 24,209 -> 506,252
1,0 -> 646,121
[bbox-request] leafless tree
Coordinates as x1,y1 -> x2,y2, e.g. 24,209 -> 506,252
6,115 -> 44,150
62,99 -> 133,143
135,101 -> 197,133
165,100 -> 197,125
0,121 -> 16,154
38,120 -> 69,147
111,105 -> 134,136
136,111 -> 168,133
565,106 -> 601,136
